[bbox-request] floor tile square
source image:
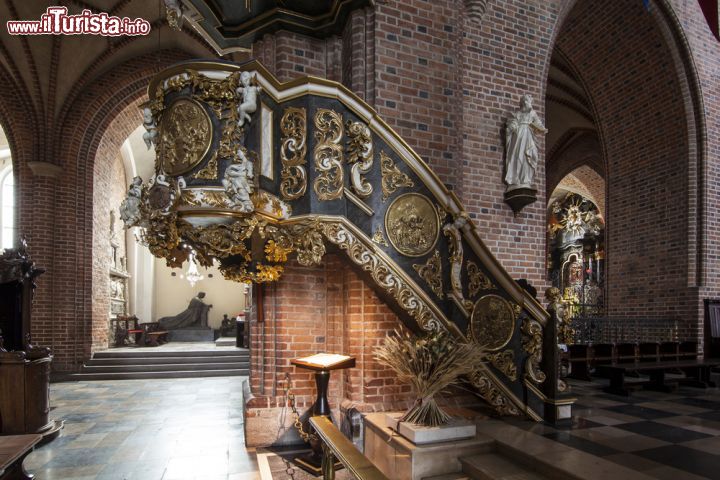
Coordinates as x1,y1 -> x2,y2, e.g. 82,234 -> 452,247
615,420 -> 712,443
602,404 -> 677,420
542,431 -> 621,456
636,445 -> 720,478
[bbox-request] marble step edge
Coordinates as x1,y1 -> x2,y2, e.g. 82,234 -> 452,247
80,362 -> 250,372
460,453 -> 550,480
86,356 -> 249,365
52,369 -> 249,381
93,349 -> 249,358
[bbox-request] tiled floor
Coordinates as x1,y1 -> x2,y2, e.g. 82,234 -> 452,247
26,377 -> 259,480
505,378 -> 720,479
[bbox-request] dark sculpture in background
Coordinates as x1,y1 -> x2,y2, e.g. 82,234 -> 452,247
159,292 -> 213,330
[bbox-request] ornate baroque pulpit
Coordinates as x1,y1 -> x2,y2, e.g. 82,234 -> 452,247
0,240 -> 62,440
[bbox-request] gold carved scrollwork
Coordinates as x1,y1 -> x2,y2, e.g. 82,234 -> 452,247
470,294 -> 515,351
321,221 -> 444,332
467,369 -> 520,416
158,99 -> 213,176
486,350 -> 518,381
193,151 -> 219,180
177,217 -> 261,262
271,220 -> 326,267
220,263 -> 284,284
313,109 -> 344,201
522,317 -> 546,384
467,261 -> 494,297
385,193 -> 440,257
380,151 -> 414,202
413,251 -> 444,299
443,214 -> 473,312
345,120 -> 373,198
279,107 -> 308,200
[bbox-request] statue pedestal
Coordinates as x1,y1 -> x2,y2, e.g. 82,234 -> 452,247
168,328 -> 214,342
504,187 -> 537,215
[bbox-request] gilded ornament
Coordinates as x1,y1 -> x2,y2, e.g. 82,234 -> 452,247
321,221 -> 444,332
380,151 -> 414,202
279,107 -> 308,200
180,190 -> 202,207
443,214 -> 473,311
313,109 -> 345,201
413,251 -> 444,299
178,217 -> 261,260
521,317 -> 546,384
467,368 -> 520,416
220,263 -> 284,284
385,193 -> 440,257
486,350 -> 518,381
193,151 -> 219,180
467,261 -> 493,297
372,226 -> 389,247
158,99 -> 213,176
265,240 -> 293,263
346,120 -> 373,198
470,294 -> 515,351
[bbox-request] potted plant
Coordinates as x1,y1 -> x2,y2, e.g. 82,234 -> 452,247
374,328 -> 484,428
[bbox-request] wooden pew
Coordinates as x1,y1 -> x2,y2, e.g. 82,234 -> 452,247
0,434 -> 41,479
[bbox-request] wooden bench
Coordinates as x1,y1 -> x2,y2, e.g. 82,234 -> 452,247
145,331 -> 169,347
0,434 -> 41,479
598,359 -> 720,396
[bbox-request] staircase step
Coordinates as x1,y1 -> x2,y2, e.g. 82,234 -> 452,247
93,349 -> 248,358
86,356 -> 248,366
80,362 -> 249,373
55,369 -> 249,381
423,474 -> 472,480
461,453 -> 551,480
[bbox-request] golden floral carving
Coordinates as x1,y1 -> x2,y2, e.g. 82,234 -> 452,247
158,99 -> 212,176
178,217 -> 261,262
467,261 -> 494,297
193,151 -> 219,180
279,107 -> 308,200
413,251 -> 444,299
385,193 -> 440,257
220,263 -> 284,284
321,221 -> 444,332
346,120 -> 373,198
313,109 -> 344,201
522,317 -> 546,384
486,350 -> 518,382
264,240 -> 293,263
380,151 -> 414,202
470,294 -> 515,351
443,214 -> 473,311
467,368 -> 520,416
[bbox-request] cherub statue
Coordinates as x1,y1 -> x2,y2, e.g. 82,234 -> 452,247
222,148 -> 254,212
142,107 -> 158,150
504,94 -> 547,190
119,176 -> 143,227
236,71 -> 261,128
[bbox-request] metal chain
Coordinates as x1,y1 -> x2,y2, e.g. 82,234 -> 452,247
285,374 -> 317,443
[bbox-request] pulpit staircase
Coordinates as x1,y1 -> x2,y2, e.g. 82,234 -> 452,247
56,348 -> 250,381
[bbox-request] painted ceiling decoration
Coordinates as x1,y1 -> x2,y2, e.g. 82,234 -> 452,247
174,0 -> 374,54
122,59 -> 570,421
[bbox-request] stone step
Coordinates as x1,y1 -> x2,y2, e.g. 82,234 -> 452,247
93,349 -> 248,358
86,355 -> 248,366
215,337 -> 237,347
55,369 -> 248,381
80,362 -> 249,373
461,453 -> 551,480
423,473 -> 472,480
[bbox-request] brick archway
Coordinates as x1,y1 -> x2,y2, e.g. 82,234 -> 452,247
545,0 -> 706,336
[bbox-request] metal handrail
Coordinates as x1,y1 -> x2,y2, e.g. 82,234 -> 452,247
309,416 -> 389,480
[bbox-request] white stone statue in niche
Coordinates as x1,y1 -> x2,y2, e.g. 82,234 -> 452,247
504,94 -> 547,190
236,71 -> 261,128
223,148 -> 254,212
142,107 -> 158,150
119,176 -> 143,227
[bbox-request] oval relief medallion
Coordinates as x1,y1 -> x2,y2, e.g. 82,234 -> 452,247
471,294 -> 516,351
159,98 -> 213,176
385,193 -> 440,257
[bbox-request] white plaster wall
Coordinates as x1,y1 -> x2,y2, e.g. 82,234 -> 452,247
152,259 -> 246,330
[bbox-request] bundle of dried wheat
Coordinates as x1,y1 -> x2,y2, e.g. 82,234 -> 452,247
374,329 -> 484,427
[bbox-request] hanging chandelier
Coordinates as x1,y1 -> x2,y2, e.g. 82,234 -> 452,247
181,250 -> 204,287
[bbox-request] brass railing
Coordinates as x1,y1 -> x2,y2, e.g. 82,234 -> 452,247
308,416 -> 389,480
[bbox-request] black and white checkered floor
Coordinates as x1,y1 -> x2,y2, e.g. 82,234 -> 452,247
504,378 -> 720,479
